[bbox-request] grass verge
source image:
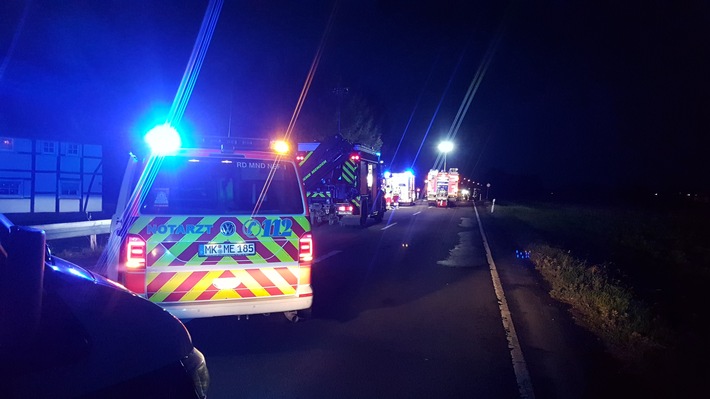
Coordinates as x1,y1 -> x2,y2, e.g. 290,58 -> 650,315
528,243 -> 663,363
487,200 -> 710,372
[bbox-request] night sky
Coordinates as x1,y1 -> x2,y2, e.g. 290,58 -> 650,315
2,0 -> 709,200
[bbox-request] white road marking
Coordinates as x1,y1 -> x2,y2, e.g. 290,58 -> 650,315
413,211 -> 422,215
381,222 -> 397,230
474,206 -> 536,399
314,250 -> 341,264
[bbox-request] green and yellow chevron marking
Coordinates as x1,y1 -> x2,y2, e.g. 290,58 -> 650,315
298,151 -> 314,167
302,159 -> 327,181
293,215 -> 311,232
307,191 -> 331,198
342,159 -> 357,183
141,215 -> 306,267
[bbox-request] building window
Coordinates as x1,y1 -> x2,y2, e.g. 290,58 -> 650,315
0,180 -> 22,197
40,141 -> 57,154
60,180 -> 81,198
66,143 -> 80,156
0,137 -> 13,151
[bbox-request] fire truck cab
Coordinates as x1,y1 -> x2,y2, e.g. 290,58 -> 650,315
103,128 -> 313,322
426,168 -> 459,207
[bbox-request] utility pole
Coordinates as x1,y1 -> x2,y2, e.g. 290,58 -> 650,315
333,86 -> 349,134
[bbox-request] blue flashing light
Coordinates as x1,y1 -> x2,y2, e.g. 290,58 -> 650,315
145,124 -> 181,155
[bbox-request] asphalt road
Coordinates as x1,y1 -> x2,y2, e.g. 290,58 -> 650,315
50,201 -> 629,398
179,202 -> 619,399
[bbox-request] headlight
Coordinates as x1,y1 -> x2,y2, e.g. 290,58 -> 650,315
181,348 -> 210,399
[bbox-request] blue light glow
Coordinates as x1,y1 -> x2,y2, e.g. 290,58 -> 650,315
515,250 -> 531,259
68,266 -> 92,280
145,124 -> 181,155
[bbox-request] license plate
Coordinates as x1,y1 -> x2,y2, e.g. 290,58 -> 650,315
199,242 -> 255,257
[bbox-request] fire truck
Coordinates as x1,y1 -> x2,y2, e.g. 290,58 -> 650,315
102,125 -> 314,322
384,170 -> 416,207
297,135 -> 387,227
448,168 -> 460,203
426,168 -> 459,207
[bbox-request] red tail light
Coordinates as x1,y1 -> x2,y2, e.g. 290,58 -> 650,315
299,234 -> 313,263
120,235 -> 147,295
125,235 -> 146,269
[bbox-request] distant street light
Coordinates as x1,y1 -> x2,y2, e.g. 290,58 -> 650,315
486,183 -> 491,200
437,141 -> 454,171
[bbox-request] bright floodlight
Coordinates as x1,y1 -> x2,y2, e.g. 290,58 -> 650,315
145,124 -> 181,155
438,141 -> 454,153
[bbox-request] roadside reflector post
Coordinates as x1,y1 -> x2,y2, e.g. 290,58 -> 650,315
491,198 -> 496,213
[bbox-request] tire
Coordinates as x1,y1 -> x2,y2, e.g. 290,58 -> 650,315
359,199 -> 368,227
374,201 -> 384,223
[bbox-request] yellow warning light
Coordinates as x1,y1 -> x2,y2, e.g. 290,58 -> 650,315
271,140 -> 290,154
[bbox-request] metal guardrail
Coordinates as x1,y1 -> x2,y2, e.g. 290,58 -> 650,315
30,220 -> 111,249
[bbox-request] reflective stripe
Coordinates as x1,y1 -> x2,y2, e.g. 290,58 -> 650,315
342,160 -> 356,183
307,191 -> 331,198
146,266 -> 300,303
129,215 -> 309,304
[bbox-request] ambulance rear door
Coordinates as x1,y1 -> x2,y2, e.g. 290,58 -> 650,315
123,152 -> 312,317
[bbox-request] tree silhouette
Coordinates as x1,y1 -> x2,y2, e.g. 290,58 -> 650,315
339,93 -> 382,151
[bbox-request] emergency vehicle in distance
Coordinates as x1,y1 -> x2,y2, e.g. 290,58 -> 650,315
426,168 -> 460,207
297,134 -> 387,227
384,170 -> 416,208
103,125 -> 313,322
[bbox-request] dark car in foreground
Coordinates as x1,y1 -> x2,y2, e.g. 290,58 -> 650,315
0,214 -> 209,399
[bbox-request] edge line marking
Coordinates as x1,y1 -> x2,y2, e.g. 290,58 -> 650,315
474,205 -> 535,399
381,222 -> 397,230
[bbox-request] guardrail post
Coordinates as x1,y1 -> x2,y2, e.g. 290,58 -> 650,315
90,234 -> 97,250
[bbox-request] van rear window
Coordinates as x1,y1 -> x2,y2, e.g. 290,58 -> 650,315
140,157 -> 304,215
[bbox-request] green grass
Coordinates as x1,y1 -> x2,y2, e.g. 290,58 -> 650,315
487,201 -> 710,367
529,243 -> 662,362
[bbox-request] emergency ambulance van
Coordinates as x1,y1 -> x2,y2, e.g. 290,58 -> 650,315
104,131 -> 313,322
